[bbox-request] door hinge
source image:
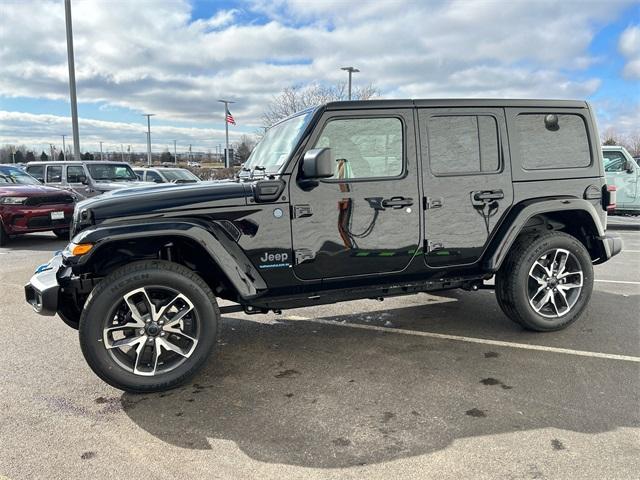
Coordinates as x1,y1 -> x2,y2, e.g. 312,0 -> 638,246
295,248 -> 315,265
424,197 -> 443,209
424,240 -> 444,252
292,204 -> 313,218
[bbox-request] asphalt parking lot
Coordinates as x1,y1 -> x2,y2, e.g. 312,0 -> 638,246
1,219 -> 639,480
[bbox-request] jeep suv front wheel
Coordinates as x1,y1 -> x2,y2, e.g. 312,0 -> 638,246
496,232 -> 594,331
79,260 -> 219,392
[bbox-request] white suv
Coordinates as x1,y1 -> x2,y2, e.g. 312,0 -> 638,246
133,167 -> 201,184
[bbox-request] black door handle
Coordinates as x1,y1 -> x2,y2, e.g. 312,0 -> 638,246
472,190 -> 504,202
382,196 -> 413,209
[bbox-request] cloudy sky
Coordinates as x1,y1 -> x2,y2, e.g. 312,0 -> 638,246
0,0 -> 638,154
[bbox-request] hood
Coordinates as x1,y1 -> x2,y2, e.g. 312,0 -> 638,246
0,183 -> 73,197
77,179 -> 250,221
93,180 -> 154,192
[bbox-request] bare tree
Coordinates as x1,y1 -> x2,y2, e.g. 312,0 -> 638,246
601,128 -> 618,146
262,81 -> 379,128
627,133 -> 640,157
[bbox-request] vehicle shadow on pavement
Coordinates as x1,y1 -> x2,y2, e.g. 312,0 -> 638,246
1,233 -> 67,253
121,290 -> 639,468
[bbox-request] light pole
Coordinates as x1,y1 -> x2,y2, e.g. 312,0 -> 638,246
121,144 -> 125,161
64,0 -> 81,160
173,140 -> 177,164
99,141 -> 103,160
341,66 -> 360,100
143,113 -> 155,166
218,99 -> 235,168
61,135 -> 67,160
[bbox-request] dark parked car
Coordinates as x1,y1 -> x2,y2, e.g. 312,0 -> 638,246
25,99 -> 621,392
0,165 -> 76,245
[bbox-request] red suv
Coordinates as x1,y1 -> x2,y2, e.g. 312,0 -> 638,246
0,165 -> 76,246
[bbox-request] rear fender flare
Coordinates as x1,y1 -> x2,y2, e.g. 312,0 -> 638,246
484,197 -> 605,271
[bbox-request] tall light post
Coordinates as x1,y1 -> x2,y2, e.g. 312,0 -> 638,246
142,113 -> 155,165
173,140 -> 177,164
64,0 -> 81,160
218,99 -> 235,168
99,141 -> 103,160
341,66 -> 360,100
61,134 -> 67,160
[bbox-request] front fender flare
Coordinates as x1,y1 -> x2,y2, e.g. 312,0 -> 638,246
484,197 -> 606,272
66,220 -> 267,299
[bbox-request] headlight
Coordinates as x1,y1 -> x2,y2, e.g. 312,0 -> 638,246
0,196 -> 28,204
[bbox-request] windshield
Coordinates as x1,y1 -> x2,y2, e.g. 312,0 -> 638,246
87,163 -> 137,182
161,169 -> 199,182
0,167 -> 41,185
242,109 -> 315,174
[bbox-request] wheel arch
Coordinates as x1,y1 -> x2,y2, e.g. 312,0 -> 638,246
67,220 -> 267,301
484,197 -> 607,271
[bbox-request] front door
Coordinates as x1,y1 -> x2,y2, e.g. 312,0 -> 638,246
289,109 -> 420,280
418,108 -> 514,268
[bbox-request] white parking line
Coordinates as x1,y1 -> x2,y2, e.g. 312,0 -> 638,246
595,279 -> 640,285
282,316 -> 640,363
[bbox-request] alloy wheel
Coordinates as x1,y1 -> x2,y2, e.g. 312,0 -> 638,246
527,248 -> 584,318
102,286 -> 199,376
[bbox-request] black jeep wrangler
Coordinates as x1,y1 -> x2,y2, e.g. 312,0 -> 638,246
25,99 -> 622,392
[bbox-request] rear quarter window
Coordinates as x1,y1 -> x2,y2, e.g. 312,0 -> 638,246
516,113 -> 591,170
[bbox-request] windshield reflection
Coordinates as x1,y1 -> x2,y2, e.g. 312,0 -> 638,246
242,108 -> 316,175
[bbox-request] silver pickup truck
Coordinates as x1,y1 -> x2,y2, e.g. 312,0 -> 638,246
25,161 -> 152,199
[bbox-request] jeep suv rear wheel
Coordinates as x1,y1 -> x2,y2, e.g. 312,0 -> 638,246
79,260 -> 219,392
495,231 -> 594,331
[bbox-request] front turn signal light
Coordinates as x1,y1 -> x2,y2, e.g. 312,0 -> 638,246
71,243 -> 93,256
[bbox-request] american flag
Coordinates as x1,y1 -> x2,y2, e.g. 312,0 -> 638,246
226,108 -> 236,125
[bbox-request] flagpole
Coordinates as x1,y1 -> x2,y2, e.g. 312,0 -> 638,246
218,99 -> 235,168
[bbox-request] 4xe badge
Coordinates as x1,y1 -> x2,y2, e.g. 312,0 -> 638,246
258,251 -> 291,269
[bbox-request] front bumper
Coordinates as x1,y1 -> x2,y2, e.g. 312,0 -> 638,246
24,254 -> 63,316
1,204 -> 74,234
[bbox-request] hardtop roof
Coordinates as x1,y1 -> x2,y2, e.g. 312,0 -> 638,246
324,98 -> 588,110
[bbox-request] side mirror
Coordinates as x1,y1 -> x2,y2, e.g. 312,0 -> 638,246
301,148 -> 334,180
625,160 -> 635,173
78,175 -> 88,185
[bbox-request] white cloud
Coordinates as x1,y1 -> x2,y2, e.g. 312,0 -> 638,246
0,110 -> 244,153
0,0 -> 637,150
619,25 -> 640,79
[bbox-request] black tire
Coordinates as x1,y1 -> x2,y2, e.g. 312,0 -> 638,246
495,231 -> 594,332
53,228 -> 70,240
79,260 -> 219,392
0,223 -> 7,247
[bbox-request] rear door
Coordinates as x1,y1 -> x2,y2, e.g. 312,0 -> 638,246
418,108 -> 513,267
289,108 -> 420,280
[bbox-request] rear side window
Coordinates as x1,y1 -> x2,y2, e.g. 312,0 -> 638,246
516,114 -> 590,170
46,165 -> 62,183
67,166 -> 85,183
428,115 -> 500,175
26,165 -> 44,181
